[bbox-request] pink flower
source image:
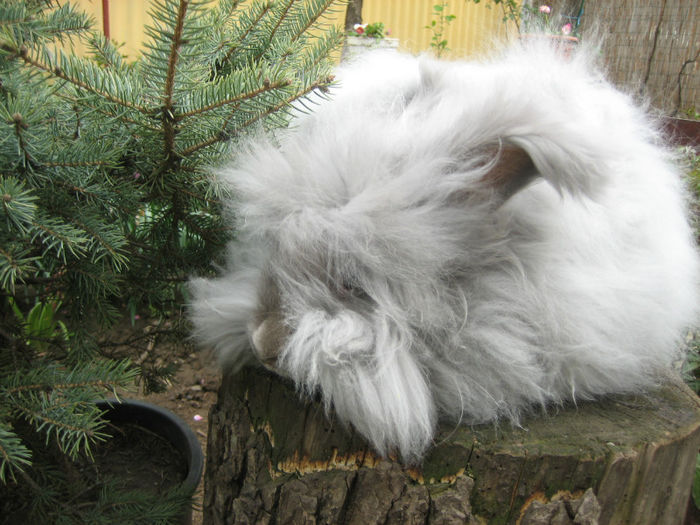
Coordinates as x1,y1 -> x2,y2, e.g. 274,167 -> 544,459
193,414 -> 203,422
539,5 -> 551,14
561,23 -> 573,35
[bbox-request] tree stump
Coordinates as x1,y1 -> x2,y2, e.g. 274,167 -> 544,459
204,367 -> 700,525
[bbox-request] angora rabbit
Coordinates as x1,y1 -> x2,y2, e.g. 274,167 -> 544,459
190,44 -> 700,462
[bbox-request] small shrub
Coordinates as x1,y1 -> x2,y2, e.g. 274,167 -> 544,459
0,0 -> 342,521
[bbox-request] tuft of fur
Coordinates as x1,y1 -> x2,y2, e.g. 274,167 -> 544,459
190,43 -> 700,463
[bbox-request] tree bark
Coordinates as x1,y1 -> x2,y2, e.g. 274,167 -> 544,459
204,367 -> 700,525
343,0 -> 363,31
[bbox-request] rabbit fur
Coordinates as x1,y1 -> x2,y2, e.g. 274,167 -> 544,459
190,43 -> 700,462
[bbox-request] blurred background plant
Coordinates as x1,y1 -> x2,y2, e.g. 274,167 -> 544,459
467,0 -> 584,37
349,21 -> 387,38
468,0 -> 522,30
519,2 -> 582,37
425,2 -> 457,57
0,0 -> 342,522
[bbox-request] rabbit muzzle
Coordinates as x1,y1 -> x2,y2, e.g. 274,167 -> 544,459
248,316 -> 287,368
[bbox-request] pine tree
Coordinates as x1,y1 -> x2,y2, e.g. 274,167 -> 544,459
0,0 -> 343,522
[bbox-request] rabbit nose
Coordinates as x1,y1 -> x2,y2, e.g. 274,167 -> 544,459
249,320 -> 269,356
249,319 -> 282,366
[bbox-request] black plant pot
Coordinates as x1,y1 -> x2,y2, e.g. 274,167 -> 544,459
96,398 -> 204,524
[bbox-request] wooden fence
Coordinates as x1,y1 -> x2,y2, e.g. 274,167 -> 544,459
582,0 -> 699,116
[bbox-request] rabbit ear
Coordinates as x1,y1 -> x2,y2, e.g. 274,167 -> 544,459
479,144 -> 540,202
416,54 -> 609,201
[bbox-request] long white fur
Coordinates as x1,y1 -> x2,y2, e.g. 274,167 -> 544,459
189,42 -> 700,462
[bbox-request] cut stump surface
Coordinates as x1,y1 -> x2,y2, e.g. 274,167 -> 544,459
204,367 -> 700,524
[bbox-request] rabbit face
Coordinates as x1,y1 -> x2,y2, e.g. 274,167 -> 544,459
241,194 -> 470,459
244,246 -> 441,460
190,45 -> 700,462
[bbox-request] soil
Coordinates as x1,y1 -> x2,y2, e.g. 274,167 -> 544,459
77,421 -> 187,495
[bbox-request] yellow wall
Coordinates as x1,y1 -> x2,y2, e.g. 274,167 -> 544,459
364,1 -> 516,57
70,0 -> 515,60
68,0 -> 146,59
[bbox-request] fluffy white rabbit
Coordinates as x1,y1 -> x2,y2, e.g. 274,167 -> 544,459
190,43 -> 700,462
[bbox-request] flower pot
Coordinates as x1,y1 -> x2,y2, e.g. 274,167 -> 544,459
662,117 -> 700,148
341,37 -> 399,62
96,398 -> 205,525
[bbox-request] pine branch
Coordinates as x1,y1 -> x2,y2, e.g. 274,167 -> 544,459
162,0 -> 190,161
7,379 -> 120,395
67,263 -> 121,300
1,0 -> 344,516
289,0 -> 342,43
61,216 -> 128,271
13,405 -> 90,435
73,483 -> 192,524
9,111 -> 35,168
38,2 -> 94,43
1,176 -> 37,233
57,92 -> 162,133
221,0 -> 272,64
163,0 -> 190,107
29,216 -> 90,261
2,359 -> 135,395
239,73 -> 333,129
304,27 -> 344,69
178,75 -> 292,119
3,45 -> 148,114
0,423 -> 32,483
41,160 -> 113,169
2,358 -> 137,457
8,399 -> 105,461
0,2 -> 93,47
0,246 -> 27,292
86,33 -> 126,70
178,75 -> 333,157
262,0 -> 295,58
